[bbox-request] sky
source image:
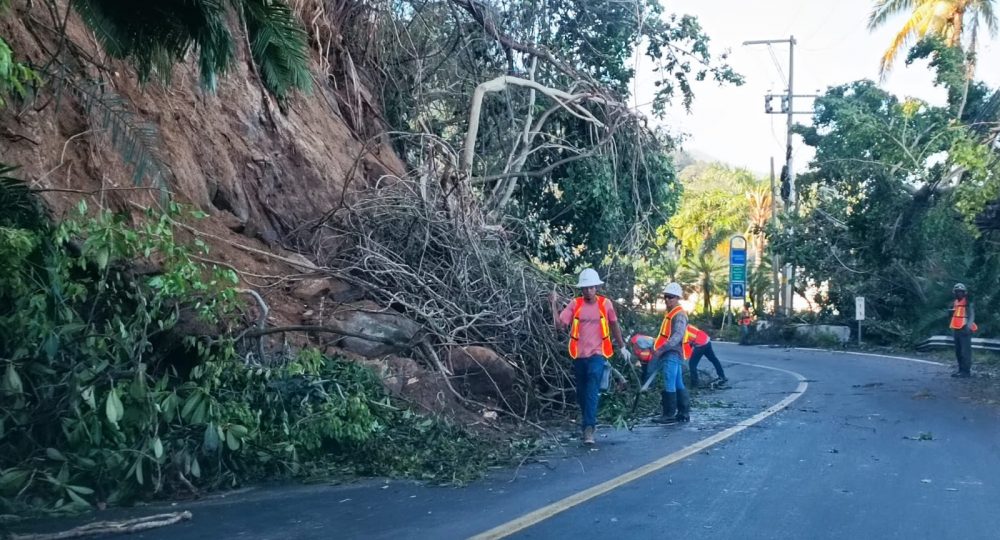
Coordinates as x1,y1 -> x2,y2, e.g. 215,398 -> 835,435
632,0 -> 1000,175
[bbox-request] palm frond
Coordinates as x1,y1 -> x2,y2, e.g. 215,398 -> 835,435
71,0 -> 235,90
68,79 -> 171,190
0,164 -> 48,231
236,0 -> 313,100
868,0 -> 919,31
975,0 -> 999,35
879,2 -> 941,76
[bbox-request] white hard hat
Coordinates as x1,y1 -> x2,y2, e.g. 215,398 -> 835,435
662,282 -> 683,297
954,283 -> 967,291
576,268 -> 604,288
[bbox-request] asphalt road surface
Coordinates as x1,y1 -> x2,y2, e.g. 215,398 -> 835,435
21,345 -> 1000,539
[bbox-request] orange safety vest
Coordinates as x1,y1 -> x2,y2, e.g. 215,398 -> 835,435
654,306 -> 693,360
568,296 -> 614,359
950,298 -> 979,332
687,324 -> 710,347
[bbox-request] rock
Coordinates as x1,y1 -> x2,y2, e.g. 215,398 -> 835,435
331,302 -> 421,357
291,277 -> 333,301
328,279 -> 365,303
793,324 -> 851,344
289,276 -> 362,304
445,346 -> 517,401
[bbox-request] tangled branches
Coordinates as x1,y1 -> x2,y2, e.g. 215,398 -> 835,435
309,177 -> 577,420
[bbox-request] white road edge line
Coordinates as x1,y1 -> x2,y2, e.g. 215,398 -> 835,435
469,361 -> 808,540
789,347 -> 944,366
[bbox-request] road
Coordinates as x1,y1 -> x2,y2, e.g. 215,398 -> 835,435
20,345 -> 1000,539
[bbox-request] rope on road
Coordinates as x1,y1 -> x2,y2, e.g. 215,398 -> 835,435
10,511 -> 193,540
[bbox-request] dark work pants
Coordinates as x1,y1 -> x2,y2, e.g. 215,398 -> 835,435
689,342 -> 725,387
954,329 -> 973,374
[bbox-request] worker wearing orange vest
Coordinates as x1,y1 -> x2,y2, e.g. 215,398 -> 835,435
738,302 -> 754,345
949,283 -> 977,378
686,324 -> 728,389
550,269 -> 628,445
651,282 -> 691,424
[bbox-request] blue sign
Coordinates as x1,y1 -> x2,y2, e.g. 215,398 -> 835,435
730,249 -> 747,266
731,282 -> 745,299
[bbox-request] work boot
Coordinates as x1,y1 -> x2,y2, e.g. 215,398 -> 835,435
582,426 -> 596,445
653,392 -> 678,424
675,388 -> 691,423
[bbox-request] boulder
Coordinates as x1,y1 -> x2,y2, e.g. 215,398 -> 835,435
330,301 -> 422,357
445,346 -> 517,401
289,276 -> 363,303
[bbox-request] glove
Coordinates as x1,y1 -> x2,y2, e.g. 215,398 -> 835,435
619,346 -> 632,362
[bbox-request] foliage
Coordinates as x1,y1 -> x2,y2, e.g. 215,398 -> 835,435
0,36 -> 39,108
0,186 -> 515,514
783,71 -> 1000,342
68,80 -> 172,189
867,0 -> 998,75
363,0 -> 740,272
67,0 -> 311,98
635,163 -> 766,314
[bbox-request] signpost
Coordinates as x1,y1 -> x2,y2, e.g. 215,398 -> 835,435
855,296 -> 865,345
726,237 -> 748,332
729,236 -> 747,300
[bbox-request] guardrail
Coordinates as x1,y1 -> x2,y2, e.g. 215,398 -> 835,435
916,335 -> 1000,352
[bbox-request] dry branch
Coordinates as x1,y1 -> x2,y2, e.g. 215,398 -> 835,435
10,512 -> 192,540
308,175 -> 578,421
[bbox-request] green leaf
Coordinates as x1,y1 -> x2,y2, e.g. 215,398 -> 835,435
130,371 -> 147,400
181,392 -> 202,422
190,457 -> 201,478
0,469 -> 31,495
66,484 -> 95,495
105,388 -> 124,425
81,386 -> 97,409
226,430 -> 239,451
203,423 -> 220,452
134,457 -> 144,485
151,437 -> 163,459
2,363 -> 23,394
95,247 -> 109,270
65,488 -> 92,507
45,448 -> 67,461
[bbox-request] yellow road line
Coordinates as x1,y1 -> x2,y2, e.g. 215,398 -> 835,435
469,361 -> 808,540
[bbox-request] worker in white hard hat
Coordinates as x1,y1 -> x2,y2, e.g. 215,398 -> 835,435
949,283 -> 977,378
650,282 -> 692,424
549,268 -> 629,445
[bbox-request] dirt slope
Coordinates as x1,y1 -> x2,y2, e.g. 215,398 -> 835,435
1,1 -> 403,328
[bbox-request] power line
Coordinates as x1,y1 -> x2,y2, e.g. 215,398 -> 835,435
767,44 -> 788,88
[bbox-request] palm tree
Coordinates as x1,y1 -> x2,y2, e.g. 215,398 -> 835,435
68,0 -> 311,98
868,0 -> 998,79
745,182 -> 772,268
681,251 -> 727,314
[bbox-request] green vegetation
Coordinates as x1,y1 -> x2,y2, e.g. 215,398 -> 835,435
633,163 -> 773,317
0,183 -> 527,515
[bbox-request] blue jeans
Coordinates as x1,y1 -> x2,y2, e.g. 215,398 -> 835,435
573,355 -> 605,429
662,351 -> 685,392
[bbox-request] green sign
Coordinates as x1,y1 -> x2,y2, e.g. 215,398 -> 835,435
730,266 -> 746,282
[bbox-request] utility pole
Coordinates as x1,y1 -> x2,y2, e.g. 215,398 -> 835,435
744,36 -> 815,317
770,157 -> 780,316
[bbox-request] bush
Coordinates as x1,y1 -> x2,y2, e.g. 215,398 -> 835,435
0,199 -> 521,515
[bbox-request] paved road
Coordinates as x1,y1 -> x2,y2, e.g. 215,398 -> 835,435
19,345 -> 1000,539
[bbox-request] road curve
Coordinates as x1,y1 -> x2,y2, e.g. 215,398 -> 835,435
19,345 -> 1000,540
